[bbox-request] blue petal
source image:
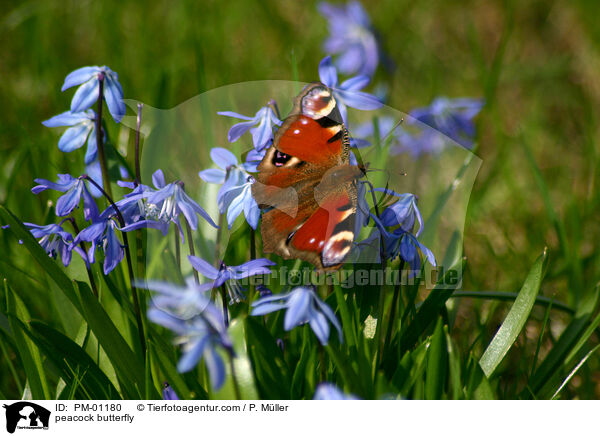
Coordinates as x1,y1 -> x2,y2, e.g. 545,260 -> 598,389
162,385 -> 179,400
204,347 -> 226,390
147,308 -> 187,335
152,169 -> 166,189
61,66 -> 100,91
319,56 -> 338,88
81,183 -> 99,221
250,302 -> 287,316
58,122 -> 93,152
120,220 -> 170,235
84,125 -> 98,164
217,111 -> 254,121
314,297 -> 343,343
177,335 -> 210,373
210,147 -> 238,169
243,193 -> 260,230
283,288 -> 311,330
103,221 -> 124,274
340,74 -> 370,91
188,255 -> 219,280
199,168 -> 226,184
335,89 -> 382,110
42,110 -> 90,127
85,160 -> 103,198
103,75 -> 125,123
74,220 -> 106,244
70,79 -> 100,113
55,181 -> 83,216
336,45 -> 364,76
225,190 -> 245,229
231,258 -> 275,279
227,119 -> 256,143
178,189 -> 218,229
308,309 -> 330,345
249,112 -> 274,149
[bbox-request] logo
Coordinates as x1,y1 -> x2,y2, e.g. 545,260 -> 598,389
2,402 -> 50,434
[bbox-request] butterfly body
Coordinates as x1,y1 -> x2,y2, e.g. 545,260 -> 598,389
252,83 -> 362,271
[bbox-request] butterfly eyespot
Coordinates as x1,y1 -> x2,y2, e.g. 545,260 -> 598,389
272,150 -> 292,167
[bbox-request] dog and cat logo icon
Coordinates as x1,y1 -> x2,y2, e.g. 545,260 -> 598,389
2,402 -> 50,433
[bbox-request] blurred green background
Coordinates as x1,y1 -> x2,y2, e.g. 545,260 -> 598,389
1,0 -> 599,397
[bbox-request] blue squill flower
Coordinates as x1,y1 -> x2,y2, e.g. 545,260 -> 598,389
218,104 -> 282,151
62,66 -> 125,123
162,383 -> 179,400
408,97 -> 484,148
371,214 -> 436,275
314,383 -> 359,400
120,169 -> 218,240
73,214 -> 124,275
376,189 -> 423,237
143,279 -> 233,389
318,1 -> 379,76
251,286 -> 342,345
23,222 -> 76,267
319,56 -> 382,124
32,174 -> 98,220
42,109 -> 99,164
188,256 -> 275,304
199,148 -> 260,230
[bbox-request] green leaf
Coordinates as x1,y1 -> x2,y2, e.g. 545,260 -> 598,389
148,337 -> 202,400
425,319 -> 448,399
551,344 -> 600,400
5,284 -> 51,399
400,258 -> 464,352
526,282 -> 600,396
479,249 -> 547,377
212,318 -> 258,400
0,206 -> 81,312
74,280 -> 144,397
245,316 -> 291,399
27,321 -> 121,399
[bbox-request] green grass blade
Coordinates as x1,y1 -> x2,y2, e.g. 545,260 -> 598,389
74,280 -> 144,397
425,318 -> 448,399
527,282 -> 599,395
148,338 -> 201,400
479,249 -> 547,377
212,318 -> 258,400
551,344 -> 600,400
5,283 -> 51,399
0,206 -> 81,311
26,320 -> 121,399
400,258 -> 464,352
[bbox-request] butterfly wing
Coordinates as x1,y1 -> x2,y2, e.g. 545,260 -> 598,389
252,82 -> 361,270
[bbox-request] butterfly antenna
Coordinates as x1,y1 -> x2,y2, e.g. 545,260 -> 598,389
380,118 -> 404,144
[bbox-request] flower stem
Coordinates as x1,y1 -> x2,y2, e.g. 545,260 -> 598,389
382,271 -> 403,365
63,217 -> 99,298
250,227 -> 256,260
184,221 -> 199,285
95,76 -> 112,199
134,103 -> 143,185
219,285 -> 229,327
268,99 -> 281,120
229,354 -> 241,400
174,230 -> 181,270
83,175 -> 146,357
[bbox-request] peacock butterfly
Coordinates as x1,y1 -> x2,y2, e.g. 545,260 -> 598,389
251,83 -> 363,271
